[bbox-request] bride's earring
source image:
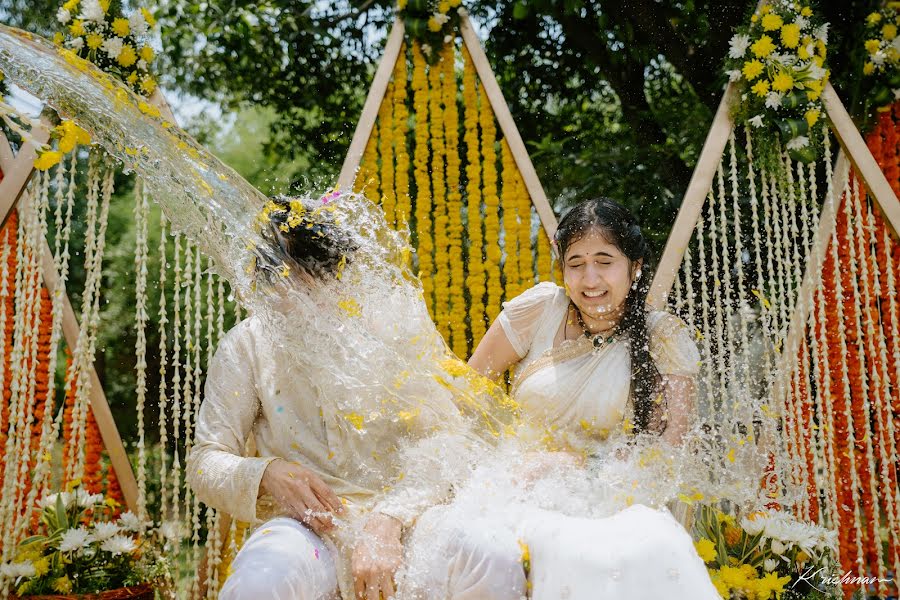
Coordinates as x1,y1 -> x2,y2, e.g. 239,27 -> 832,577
631,269 -> 642,290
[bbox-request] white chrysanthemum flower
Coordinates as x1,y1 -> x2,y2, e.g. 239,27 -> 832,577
0,560 -> 36,579
765,91 -> 783,109
873,50 -> 886,66
39,492 -> 64,509
129,10 -> 149,36
57,7 -> 72,23
807,63 -> 827,80
100,534 -> 137,555
102,37 -> 124,59
726,69 -> 741,82
804,43 -> 815,58
787,137 -> 810,151
431,12 -> 450,26
740,513 -> 767,534
117,511 -> 144,532
775,52 -> 797,66
795,16 -> 809,30
764,558 -> 778,571
728,34 -> 751,58
92,521 -> 121,541
814,24 -> 829,44
748,115 -> 765,128
59,527 -> 92,553
137,59 -> 148,71
79,0 -> 105,22
770,539 -> 786,554
75,488 -> 105,507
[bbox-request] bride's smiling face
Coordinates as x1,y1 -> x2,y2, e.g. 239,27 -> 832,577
561,228 -> 638,317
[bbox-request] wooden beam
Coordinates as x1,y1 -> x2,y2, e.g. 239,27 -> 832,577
336,19 -> 406,192
459,15 -> 558,239
822,82 -> 900,238
0,129 -> 15,172
648,84 -> 736,310
0,118 -> 50,229
39,234 -> 140,512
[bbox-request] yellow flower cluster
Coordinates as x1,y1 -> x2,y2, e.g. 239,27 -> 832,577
463,47 -> 487,347
442,44 -> 467,357
500,140 -> 520,299
862,7 -> 900,84
393,44 -> 411,228
34,120 -> 91,171
412,43 -> 434,314
429,50 -> 450,336
480,85 -> 503,324
536,226 -> 554,283
426,0 -> 462,33
379,79 -> 397,226
708,564 -> 791,600
54,0 -> 158,96
515,163 -> 534,290
355,121 -> 380,202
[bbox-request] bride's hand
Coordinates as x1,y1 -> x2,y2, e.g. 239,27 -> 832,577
352,513 -> 403,600
260,458 -> 343,535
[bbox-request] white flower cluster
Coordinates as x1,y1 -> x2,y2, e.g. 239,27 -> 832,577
740,509 -> 838,557
39,488 -> 105,510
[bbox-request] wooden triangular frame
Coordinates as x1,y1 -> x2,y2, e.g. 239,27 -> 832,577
0,91 -> 177,514
337,15 -> 559,239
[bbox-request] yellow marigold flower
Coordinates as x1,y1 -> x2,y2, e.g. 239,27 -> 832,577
694,538 -> 717,563
139,44 -> 154,62
760,4 -> 772,14
99,0 -> 110,11
761,13 -> 783,31
55,120 -> 90,152
52,576 -> 73,594
751,35 -> 776,58
86,33 -> 103,49
751,14 -> 758,22
868,11 -> 883,25
883,24 -> 898,40
69,20 -> 84,37
117,44 -> 137,67
724,524 -> 743,547
33,557 -> 50,577
63,0 -> 78,11
866,39 -> 882,54
742,59 -> 764,80
438,0 -> 449,13
752,80 -> 770,97
805,108 -> 820,126
801,6 -> 812,16
111,17 -> 130,37
427,16 -> 442,31
141,7 -> 156,27
771,72 -> 794,92
139,76 -> 157,94
796,550 -> 810,563
780,23 -> 800,48
34,150 -> 63,171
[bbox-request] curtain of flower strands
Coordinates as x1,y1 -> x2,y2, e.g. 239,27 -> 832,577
668,125 -> 838,528
353,38 -> 560,360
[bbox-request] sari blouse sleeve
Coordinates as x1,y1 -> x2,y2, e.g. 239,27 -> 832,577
497,282 -> 560,358
647,311 -> 701,377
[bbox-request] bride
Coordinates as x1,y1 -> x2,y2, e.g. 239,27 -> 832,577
396,197 -> 719,599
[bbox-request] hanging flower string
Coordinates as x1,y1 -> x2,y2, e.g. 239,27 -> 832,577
724,1 -> 829,163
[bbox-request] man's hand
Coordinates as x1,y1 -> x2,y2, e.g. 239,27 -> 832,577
352,513 -> 403,600
260,459 -> 343,535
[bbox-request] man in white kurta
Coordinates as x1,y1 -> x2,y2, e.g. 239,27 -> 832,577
187,314 -> 527,599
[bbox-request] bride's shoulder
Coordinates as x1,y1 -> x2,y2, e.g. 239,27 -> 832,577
645,310 -> 690,336
645,310 -> 701,376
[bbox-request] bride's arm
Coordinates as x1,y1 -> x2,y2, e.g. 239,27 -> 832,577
659,375 -> 696,446
468,319 -> 522,379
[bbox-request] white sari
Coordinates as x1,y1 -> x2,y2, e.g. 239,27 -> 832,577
399,282 -> 719,600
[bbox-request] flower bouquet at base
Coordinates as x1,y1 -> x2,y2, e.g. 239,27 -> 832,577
0,482 -> 172,598
692,504 -> 842,599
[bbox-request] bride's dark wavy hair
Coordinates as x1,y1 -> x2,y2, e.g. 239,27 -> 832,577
554,197 -> 664,435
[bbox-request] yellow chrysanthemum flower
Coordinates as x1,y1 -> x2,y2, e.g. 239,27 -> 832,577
111,17 -> 130,37
752,80 -> 770,97
86,33 -> 103,49
127,71 -> 139,84
694,538 -> 717,563
760,4 -> 772,14
53,32 -> 64,45
805,108 -> 820,126
139,76 -> 157,94
34,150 -> 63,171
117,44 -> 137,67
780,23 -> 800,48
33,557 -> 50,578
55,120 -> 90,152
438,0 -> 449,13
427,16 -> 442,31
883,23 -> 898,40
99,0 -> 110,11
761,13 -> 783,31
866,39 -> 882,54
69,19 -> 85,37
52,576 -> 73,594
742,60 -> 764,80
771,72 -> 794,92
751,14 -> 758,22
868,12 -> 883,25
801,6 -> 812,16
806,79 -> 824,101
751,35 -> 776,58
448,0 -> 461,6
817,39 -> 827,57
139,45 -> 154,62
63,0 -> 78,11
141,7 -> 156,27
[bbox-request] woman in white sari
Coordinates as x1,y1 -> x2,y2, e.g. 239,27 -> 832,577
398,197 -> 719,599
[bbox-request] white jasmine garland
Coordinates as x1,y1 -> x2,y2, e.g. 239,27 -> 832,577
100,534 -> 137,555
729,33 -> 751,58
101,37 -> 124,59
59,527 -> 92,553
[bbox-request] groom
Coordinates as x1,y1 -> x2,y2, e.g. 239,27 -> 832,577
187,197 -> 526,600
